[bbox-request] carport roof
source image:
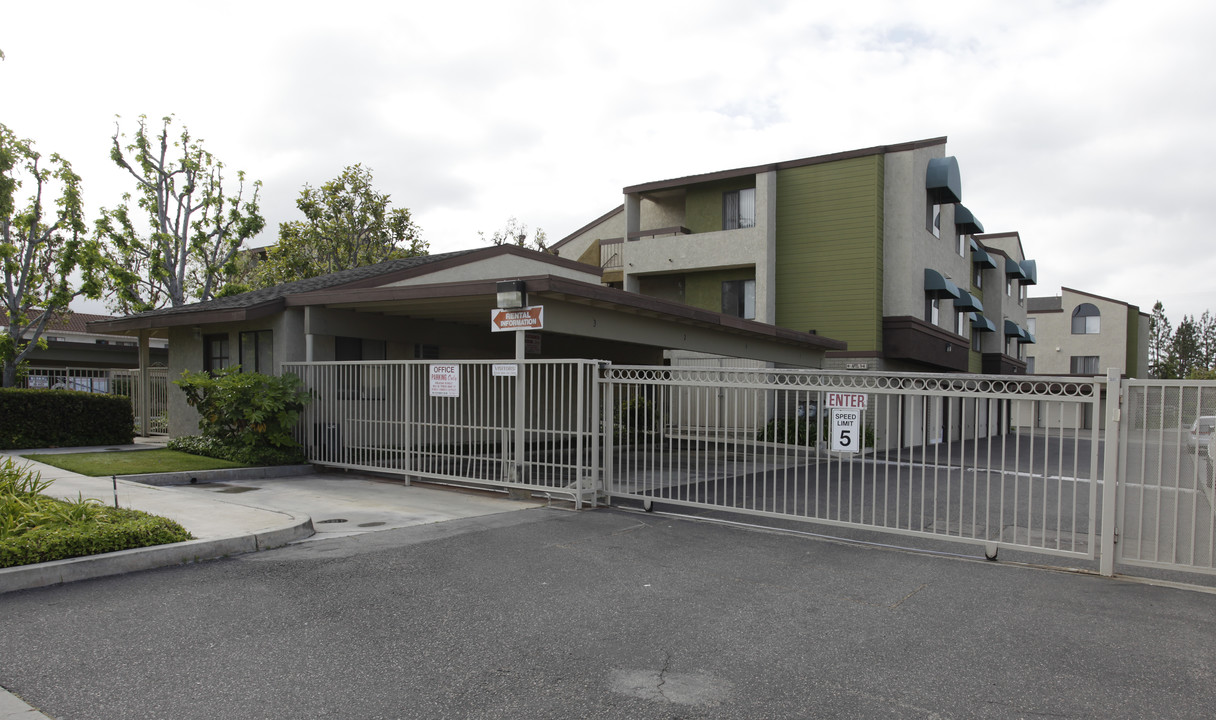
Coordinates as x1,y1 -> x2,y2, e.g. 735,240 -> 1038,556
87,246 -> 846,355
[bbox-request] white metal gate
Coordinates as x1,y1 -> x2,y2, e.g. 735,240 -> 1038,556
283,360 -> 600,508
602,365 -> 1104,562
1116,379 -> 1216,576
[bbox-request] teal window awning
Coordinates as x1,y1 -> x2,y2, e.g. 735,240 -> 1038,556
1020,259 -> 1037,285
926,156 -> 962,204
1005,258 -> 1029,280
954,204 -> 984,234
925,268 -> 961,299
1018,330 -> 1036,344
1004,319 -> 1025,337
970,238 -> 998,269
954,291 -> 983,313
970,313 -> 996,333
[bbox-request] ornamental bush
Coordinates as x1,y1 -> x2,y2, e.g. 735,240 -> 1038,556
0,388 -> 134,450
173,368 -> 310,463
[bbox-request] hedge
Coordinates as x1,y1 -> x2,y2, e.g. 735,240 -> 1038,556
0,506 -> 193,568
0,388 -> 134,450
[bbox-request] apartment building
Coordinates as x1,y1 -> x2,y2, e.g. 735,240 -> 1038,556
552,137 -> 1036,374
1026,288 -> 1149,378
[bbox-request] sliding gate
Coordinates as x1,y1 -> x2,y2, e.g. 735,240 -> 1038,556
284,360 -> 601,508
603,366 -> 1103,562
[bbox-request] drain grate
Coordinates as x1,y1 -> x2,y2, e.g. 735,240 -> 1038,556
216,486 -> 257,494
317,518 -> 348,524
357,521 -> 386,528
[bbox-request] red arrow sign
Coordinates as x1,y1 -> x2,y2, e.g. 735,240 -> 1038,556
491,306 -> 544,332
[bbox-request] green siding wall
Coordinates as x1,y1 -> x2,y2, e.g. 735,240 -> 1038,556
684,268 -> 755,313
774,156 -> 884,351
1126,305 -> 1140,377
684,177 -> 757,234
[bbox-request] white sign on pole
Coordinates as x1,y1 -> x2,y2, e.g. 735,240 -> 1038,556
429,364 -> 460,397
830,408 -> 862,453
492,363 -> 518,377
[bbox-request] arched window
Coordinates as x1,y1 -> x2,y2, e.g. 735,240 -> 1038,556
1072,303 -> 1101,334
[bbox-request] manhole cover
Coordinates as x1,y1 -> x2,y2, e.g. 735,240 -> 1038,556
357,521 -> 386,528
317,518 -> 348,524
216,486 -> 257,494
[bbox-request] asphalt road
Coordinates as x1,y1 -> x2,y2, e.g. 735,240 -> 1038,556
3,507 -> 1216,719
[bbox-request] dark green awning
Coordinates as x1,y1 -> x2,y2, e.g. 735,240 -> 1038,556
924,268 -> 961,299
1005,258 -> 1029,279
926,156 -> 962,204
955,291 -> 983,312
1020,259 -> 1037,285
971,246 -> 998,269
1018,330 -> 1036,344
1004,320 -> 1025,337
954,204 -> 984,234
971,313 -> 996,333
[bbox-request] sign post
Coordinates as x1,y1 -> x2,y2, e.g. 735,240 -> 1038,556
825,392 -> 868,454
493,281 -> 543,485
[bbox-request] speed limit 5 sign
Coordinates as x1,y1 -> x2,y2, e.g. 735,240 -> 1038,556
830,409 -> 862,453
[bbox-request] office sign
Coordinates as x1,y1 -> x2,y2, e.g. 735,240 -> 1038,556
429,364 -> 460,397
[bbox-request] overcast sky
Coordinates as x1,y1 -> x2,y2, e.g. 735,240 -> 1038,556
4,0 -> 1214,322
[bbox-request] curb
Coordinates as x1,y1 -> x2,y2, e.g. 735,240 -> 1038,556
118,464 -> 317,486
0,512 -> 315,596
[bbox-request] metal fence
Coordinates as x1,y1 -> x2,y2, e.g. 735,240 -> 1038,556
1116,379 -> 1216,575
283,360 -> 601,508
603,366 -> 1104,561
20,366 -> 169,435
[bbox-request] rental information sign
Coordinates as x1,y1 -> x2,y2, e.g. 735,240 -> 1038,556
826,393 -> 867,453
490,306 -> 544,332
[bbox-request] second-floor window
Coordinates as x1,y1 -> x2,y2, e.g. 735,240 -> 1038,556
926,296 -> 940,325
1072,303 -> 1101,334
723,188 -> 756,230
1070,355 -> 1100,374
722,279 -> 756,320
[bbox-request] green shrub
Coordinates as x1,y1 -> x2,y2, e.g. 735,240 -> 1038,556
0,389 -> 134,449
0,507 -> 192,568
167,434 -> 306,466
173,368 -> 310,465
0,457 -> 192,567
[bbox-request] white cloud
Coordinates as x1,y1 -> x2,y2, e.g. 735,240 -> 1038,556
3,0 -> 1214,322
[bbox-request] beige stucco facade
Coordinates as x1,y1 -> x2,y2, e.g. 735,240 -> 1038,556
1026,287 -> 1149,378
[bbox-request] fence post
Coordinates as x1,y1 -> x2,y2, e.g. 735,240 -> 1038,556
1100,368 -> 1122,576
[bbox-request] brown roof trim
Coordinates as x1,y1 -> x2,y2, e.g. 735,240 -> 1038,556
550,205 -> 625,252
287,274 -> 846,352
87,299 -> 286,333
1061,286 -> 1136,310
337,244 -> 600,290
623,137 -> 948,194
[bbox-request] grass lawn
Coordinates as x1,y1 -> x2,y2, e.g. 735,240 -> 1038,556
23,449 -> 246,476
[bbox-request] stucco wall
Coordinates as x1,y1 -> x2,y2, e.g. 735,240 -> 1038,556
1027,290 -> 1133,376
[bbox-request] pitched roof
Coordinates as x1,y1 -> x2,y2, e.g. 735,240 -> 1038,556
2,309 -> 124,334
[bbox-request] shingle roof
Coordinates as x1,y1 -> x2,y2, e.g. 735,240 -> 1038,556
117,249 -> 482,321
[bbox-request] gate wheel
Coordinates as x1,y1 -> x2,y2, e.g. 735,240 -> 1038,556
643,499 -> 654,513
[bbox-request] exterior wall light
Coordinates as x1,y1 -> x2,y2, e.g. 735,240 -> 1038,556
496,280 -> 527,309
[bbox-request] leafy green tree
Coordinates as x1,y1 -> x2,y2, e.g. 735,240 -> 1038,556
1148,301 -> 1173,378
96,115 -> 264,313
479,216 -> 548,251
251,164 -> 426,288
1168,315 -> 1203,380
0,124 -> 104,387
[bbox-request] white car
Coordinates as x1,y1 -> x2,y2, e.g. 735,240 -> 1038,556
1186,416 -> 1216,454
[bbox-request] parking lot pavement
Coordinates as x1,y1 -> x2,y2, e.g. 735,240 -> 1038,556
173,472 -> 547,539
3,507 -> 1216,719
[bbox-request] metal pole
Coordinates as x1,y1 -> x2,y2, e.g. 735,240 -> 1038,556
1100,368 -> 1122,576
513,330 -> 525,484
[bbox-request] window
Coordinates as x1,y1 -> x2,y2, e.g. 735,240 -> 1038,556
973,264 -> 983,288
971,330 -> 983,353
1026,317 -> 1037,335
239,330 -> 273,373
1019,284 -> 1026,305
957,233 -> 966,257
1072,303 -> 1101,334
927,201 -> 941,238
336,336 -> 386,362
925,296 -> 940,325
1070,355 -> 1100,374
203,333 -> 230,372
1026,356 -> 1036,374
722,279 -> 756,320
955,310 -> 967,337
1006,277 -> 1014,296
723,188 -> 756,230
414,344 -> 440,359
